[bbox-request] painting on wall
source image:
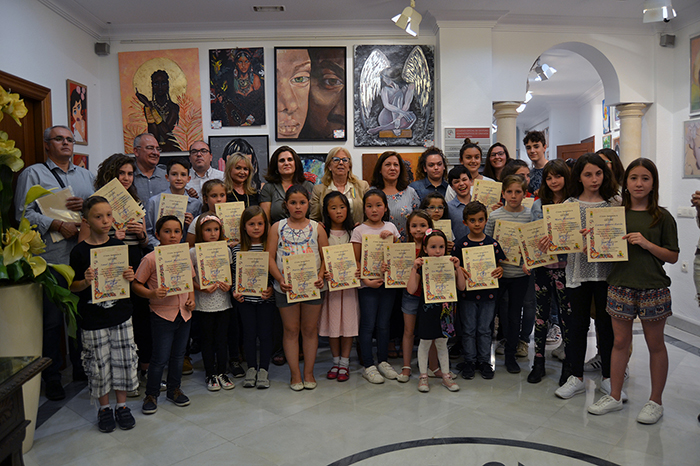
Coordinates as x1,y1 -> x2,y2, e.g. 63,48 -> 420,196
602,134 -> 611,149
208,135 -> 269,191
66,80 -> 87,145
73,153 -> 88,170
361,152 -> 422,184
118,48 -> 203,155
209,48 -> 265,127
684,119 -> 700,178
691,34 -> 700,116
613,136 -> 620,156
602,99 -> 610,134
297,153 -> 326,185
354,45 -> 434,147
274,47 -> 347,142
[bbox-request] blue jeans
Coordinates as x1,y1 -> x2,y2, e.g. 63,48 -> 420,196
358,287 -> 396,368
459,299 -> 496,364
146,311 -> 191,397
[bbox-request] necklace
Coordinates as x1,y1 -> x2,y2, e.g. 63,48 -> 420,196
228,189 -> 250,206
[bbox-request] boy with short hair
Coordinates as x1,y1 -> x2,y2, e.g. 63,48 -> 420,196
145,158 -> 202,248
453,201 -> 505,380
523,130 -> 547,193
133,215 -> 196,414
447,165 -> 472,241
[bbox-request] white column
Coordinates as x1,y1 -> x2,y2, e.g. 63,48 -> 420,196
493,101 -> 521,157
617,103 -> 648,167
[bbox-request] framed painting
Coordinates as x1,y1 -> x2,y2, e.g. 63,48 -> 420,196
73,153 -> 88,170
208,135 -> 269,191
297,153 -> 326,185
602,99 -> 610,134
361,152 -> 422,184
354,45 -> 435,147
66,80 -> 87,145
274,47 -> 347,142
118,48 -> 203,155
602,134 -> 611,149
613,136 -> 620,156
209,48 -> 265,127
684,119 -> 700,178
691,34 -> 700,116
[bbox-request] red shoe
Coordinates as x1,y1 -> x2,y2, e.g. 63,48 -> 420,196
327,365 -> 340,380
337,367 -> 349,382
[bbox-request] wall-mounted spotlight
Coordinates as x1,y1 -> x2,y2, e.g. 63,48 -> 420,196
392,0 -> 422,37
643,0 -> 676,23
533,63 -> 557,81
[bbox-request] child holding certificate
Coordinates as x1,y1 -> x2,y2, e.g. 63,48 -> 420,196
407,230 -> 465,393
186,179 -> 227,247
232,206 -> 275,389
319,192 -> 359,382
268,185 -> 328,391
69,196 -> 138,433
189,215 -> 235,392
420,192 -> 454,250
351,189 -> 401,384
587,159 -> 678,425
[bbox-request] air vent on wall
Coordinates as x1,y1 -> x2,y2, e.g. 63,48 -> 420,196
253,6 -> 285,12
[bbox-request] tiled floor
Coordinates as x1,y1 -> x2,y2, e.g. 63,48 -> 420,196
25,324 -> 700,466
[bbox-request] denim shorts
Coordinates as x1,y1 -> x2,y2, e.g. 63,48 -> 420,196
606,285 -> 672,322
274,290 -> 324,308
401,290 -> 420,316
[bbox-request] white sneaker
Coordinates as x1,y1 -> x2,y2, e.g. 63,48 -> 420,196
377,361 -> 398,380
217,373 -> 235,390
555,375 -> 585,399
206,375 -> 221,391
363,365 -> 385,384
495,339 -> 505,355
516,340 -> 529,358
552,341 -> 566,361
583,353 -> 602,372
598,378 -> 628,402
546,324 -> 562,343
587,395 -> 623,415
637,400 -> 663,424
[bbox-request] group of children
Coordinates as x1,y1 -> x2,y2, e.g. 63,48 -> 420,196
70,147 -> 678,433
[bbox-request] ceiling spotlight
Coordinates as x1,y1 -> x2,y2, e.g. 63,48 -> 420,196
524,91 -> 533,103
533,63 -> 557,81
392,0 -> 422,37
643,0 -> 676,23
516,103 -> 527,113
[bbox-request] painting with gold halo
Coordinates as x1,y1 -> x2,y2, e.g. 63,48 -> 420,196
118,48 -> 203,154
691,34 -> 700,116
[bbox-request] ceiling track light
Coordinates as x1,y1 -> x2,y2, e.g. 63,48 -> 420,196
531,59 -> 557,82
642,0 -> 676,23
392,0 -> 422,37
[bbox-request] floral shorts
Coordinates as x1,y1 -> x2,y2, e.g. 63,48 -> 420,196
606,285 -> 672,322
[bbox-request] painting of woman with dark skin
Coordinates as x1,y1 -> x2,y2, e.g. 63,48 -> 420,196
136,70 -> 181,152
210,48 -> 265,127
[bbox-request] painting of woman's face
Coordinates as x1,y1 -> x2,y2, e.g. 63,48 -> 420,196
276,49 -> 311,139
72,100 -> 82,121
237,55 -> 251,74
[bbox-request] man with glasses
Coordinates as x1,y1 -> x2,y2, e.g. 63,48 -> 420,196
185,140 -> 224,199
14,125 -> 95,400
132,133 -> 170,204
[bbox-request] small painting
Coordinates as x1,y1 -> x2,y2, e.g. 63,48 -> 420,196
602,135 -> 611,149
297,153 -> 326,185
66,80 -> 87,145
361,152 -> 422,184
684,119 -> 700,178
692,34 -> 700,116
613,136 -> 620,156
209,48 -> 265,127
208,135 -> 268,191
602,99 -> 610,134
73,153 -> 88,170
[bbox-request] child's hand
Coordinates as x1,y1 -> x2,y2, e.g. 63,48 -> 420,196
186,187 -> 199,199
522,263 -> 531,275
447,240 -> 454,251
413,257 -> 424,269
115,229 -> 127,240
460,266 -> 471,281
623,232 -> 651,250
314,274 -> 325,289
491,202 -> 503,211
324,270 -> 332,281
379,230 -> 393,240
380,261 -> 388,273
232,292 -> 245,303
184,297 -> 195,312
449,256 -> 460,269
184,212 -> 194,227
354,267 -> 361,278
227,240 -> 240,248
261,286 -> 273,300
538,236 -> 551,253
203,284 -> 218,294
84,267 -> 95,282
279,280 -> 292,292
218,282 -> 231,292
580,228 -> 591,237
362,278 -> 383,288
122,266 -> 134,282
492,266 -> 503,279
154,286 -> 168,299
126,220 -> 147,238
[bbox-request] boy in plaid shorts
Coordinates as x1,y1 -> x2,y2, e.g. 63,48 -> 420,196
70,196 -> 139,432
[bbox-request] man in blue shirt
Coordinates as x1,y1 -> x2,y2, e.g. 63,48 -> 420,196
132,133 -> 169,205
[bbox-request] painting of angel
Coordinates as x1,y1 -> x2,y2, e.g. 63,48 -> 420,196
354,45 -> 434,147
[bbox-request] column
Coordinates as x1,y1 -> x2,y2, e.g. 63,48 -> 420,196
616,103 -> 648,167
493,102 -> 521,157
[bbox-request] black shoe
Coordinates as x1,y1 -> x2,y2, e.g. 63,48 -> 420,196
449,344 -> 462,360
189,340 -> 202,354
559,362 -> 573,387
97,407 -> 116,433
230,360 -> 245,378
460,361 -> 475,380
72,369 -> 88,382
479,362 -> 494,379
167,388 -> 190,407
505,356 -> 521,374
45,380 -> 66,401
527,357 -> 546,384
115,406 -> 136,430
142,395 -> 158,415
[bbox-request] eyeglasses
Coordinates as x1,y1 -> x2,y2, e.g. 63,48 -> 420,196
426,205 -> 445,211
331,157 -> 349,164
490,151 -> 505,157
189,148 -> 211,156
137,145 -> 161,153
48,136 -> 75,144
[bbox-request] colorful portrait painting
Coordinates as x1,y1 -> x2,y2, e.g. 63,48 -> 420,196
684,119 -> 700,178
691,34 -> 700,116
73,153 -> 88,170
275,47 -> 347,142
354,45 -> 434,147
297,153 -> 326,185
66,80 -> 87,145
208,135 -> 269,191
210,48 -> 265,127
118,48 -> 203,154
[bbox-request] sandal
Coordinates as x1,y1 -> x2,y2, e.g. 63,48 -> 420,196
397,366 -> 411,383
428,368 -> 457,379
272,351 -> 286,366
387,349 -> 400,359
337,367 -> 350,382
327,365 -> 340,380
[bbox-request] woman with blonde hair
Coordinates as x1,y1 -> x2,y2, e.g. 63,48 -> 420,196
224,152 -> 259,206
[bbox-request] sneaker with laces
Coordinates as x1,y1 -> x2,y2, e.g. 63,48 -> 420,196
598,377 -> 628,402
243,367 -> 257,388
442,375 -> 460,392
256,368 -> 270,389
479,362 -> 495,379
142,395 -> 158,414
230,360 -> 245,378
206,375 -> 221,391
363,365 -> 385,384
552,342 -> 566,361
555,375 -> 585,399
377,361 -> 398,380
417,375 -> 429,392
546,324 -> 562,343
587,395 -> 623,415
115,406 -> 136,430
182,356 -> 194,375
97,407 -> 116,433
127,388 -> 140,398
460,361 -> 475,380
583,353 -> 602,372
637,400 -> 663,424
218,373 -> 235,390
516,340 -> 529,358
166,388 -> 190,407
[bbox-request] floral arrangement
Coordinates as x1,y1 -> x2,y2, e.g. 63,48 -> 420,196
0,85 -> 79,336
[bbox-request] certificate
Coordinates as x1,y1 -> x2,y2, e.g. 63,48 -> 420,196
493,220 -> 522,266
587,207 -> 628,262
422,256 -> 458,303
522,197 -> 535,210
36,187 -> 81,243
93,178 -> 145,229
155,243 -> 194,296
235,251 -> 269,297
90,245 -> 130,303
158,193 -> 188,225
284,253 -> 320,303
472,179 -> 502,208
216,202 -> 246,242
361,234 -> 392,279
543,202 -> 583,253
323,244 -> 360,291
384,243 -> 416,288
434,220 -> 453,240
462,245 -> 498,291
517,220 -> 558,269
195,241 -> 232,287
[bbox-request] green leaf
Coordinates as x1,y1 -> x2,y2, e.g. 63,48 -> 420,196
24,185 -> 54,206
49,263 -> 75,287
0,262 -> 8,280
